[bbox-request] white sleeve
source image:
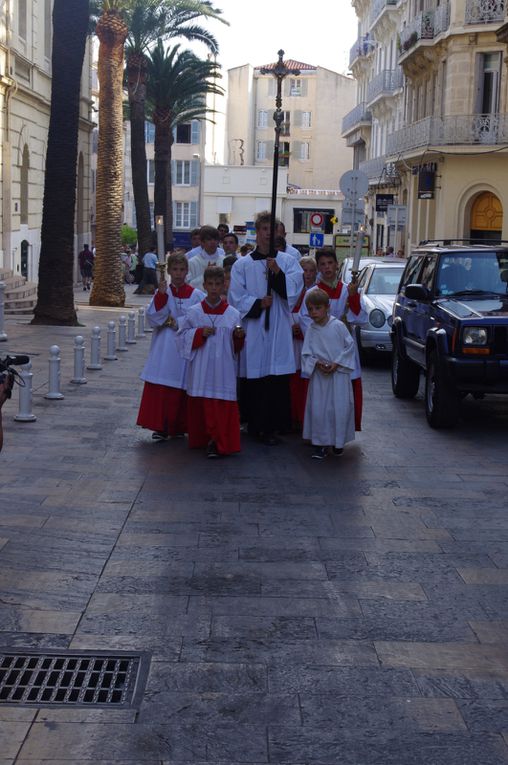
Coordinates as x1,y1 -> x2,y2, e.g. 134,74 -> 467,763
145,293 -> 173,328
228,259 -> 259,318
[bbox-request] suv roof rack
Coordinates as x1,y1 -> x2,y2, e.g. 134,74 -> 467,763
418,239 -> 508,247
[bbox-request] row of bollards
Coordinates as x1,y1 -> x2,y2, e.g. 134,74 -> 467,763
13,307 -> 151,422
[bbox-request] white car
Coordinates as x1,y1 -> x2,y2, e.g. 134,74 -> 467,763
338,256 -> 386,284
356,261 -> 406,356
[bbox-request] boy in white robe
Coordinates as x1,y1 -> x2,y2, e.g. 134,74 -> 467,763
137,253 -> 204,440
177,266 -> 245,458
302,288 -> 356,460
186,226 -> 225,289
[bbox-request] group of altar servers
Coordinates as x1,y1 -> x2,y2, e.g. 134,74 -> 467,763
136,212 -> 367,460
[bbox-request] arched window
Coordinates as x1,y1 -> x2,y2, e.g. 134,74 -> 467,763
20,145 -> 29,225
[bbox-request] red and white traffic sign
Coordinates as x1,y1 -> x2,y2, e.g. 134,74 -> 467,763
310,212 -> 323,227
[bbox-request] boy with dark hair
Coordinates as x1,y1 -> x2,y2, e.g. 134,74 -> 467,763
177,266 -> 244,458
302,289 -> 356,460
187,226 -> 225,289
300,247 -> 367,431
137,253 -> 204,440
223,233 -> 239,256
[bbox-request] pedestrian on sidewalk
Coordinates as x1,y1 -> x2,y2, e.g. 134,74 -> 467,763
78,244 -> 94,291
301,288 -> 356,460
177,266 -> 244,458
134,246 -> 159,295
137,253 -> 204,441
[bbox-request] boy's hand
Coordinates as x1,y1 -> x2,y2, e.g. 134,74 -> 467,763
267,258 -> 280,274
317,361 -> 337,375
202,326 -> 215,337
234,326 -> 245,339
292,323 -> 301,336
158,279 -> 168,294
347,279 -> 358,296
261,296 -> 273,308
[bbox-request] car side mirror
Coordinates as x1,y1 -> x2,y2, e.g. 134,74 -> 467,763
405,284 -> 430,300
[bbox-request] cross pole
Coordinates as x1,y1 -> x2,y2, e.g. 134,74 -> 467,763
260,50 -> 300,329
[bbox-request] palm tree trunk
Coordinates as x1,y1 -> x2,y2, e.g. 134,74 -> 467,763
90,10 -> 128,307
153,108 -> 171,251
32,0 -> 89,325
126,52 -> 152,257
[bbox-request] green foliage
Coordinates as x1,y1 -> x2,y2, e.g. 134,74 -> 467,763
121,224 -> 138,245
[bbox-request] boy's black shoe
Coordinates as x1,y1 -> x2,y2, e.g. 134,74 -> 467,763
332,447 -> 344,456
207,441 -> 219,458
311,446 -> 328,460
152,431 -> 168,441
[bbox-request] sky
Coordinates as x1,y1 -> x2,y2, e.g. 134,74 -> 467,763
191,0 -> 359,77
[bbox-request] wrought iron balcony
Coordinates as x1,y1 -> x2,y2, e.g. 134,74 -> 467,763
399,3 -> 450,54
465,0 -> 505,24
386,113 -> 508,154
342,102 -> 372,134
359,155 -> 387,181
349,35 -> 375,67
367,69 -> 404,104
370,0 -> 398,26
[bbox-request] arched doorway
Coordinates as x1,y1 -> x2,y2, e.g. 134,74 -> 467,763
470,191 -> 503,243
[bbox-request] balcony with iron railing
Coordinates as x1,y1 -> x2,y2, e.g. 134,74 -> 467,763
370,0 -> 398,26
399,3 -> 450,55
342,101 -> 372,134
465,0 -> 505,24
386,113 -> 508,154
366,68 -> 404,104
359,155 -> 387,181
349,35 -> 376,68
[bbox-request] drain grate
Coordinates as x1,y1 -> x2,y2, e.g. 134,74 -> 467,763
0,651 -> 150,707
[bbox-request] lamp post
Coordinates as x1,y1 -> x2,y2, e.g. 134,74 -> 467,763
260,50 -> 300,329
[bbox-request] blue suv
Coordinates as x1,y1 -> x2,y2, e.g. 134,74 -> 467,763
391,243 -> 508,428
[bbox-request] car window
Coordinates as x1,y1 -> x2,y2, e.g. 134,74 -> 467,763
367,267 -> 405,295
436,252 -> 508,296
419,256 -> 437,290
402,255 -> 424,288
357,268 -> 369,290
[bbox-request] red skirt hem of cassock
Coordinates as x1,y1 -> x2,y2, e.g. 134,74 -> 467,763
290,371 -> 309,427
137,382 -> 187,435
187,396 -> 241,454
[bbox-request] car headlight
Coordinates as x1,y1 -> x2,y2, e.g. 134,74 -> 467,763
369,309 -> 386,328
463,327 -> 488,345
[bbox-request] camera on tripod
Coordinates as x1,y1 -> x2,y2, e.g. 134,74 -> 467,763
0,354 -> 30,399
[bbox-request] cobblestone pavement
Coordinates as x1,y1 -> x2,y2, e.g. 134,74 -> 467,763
1,286 -> 508,763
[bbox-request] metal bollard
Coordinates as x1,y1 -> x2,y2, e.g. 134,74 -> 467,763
70,336 -> 87,384
104,321 -> 118,360
14,362 -> 37,422
0,281 -> 7,342
45,345 -> 64,400
126,312 -> 136,344
87,326 -> 102,370
117,315 -> 128,351
143,306 -> 153,334
136,307 -> 146,338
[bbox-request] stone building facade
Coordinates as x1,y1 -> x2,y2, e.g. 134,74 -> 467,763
0,0 -> 93,281
343,0 -> 508,253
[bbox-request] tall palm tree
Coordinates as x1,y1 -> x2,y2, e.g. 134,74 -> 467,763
146,42 -> 222,248
90,0 -> 129,307
126,1 -> 226,258
32,0 -> 90,326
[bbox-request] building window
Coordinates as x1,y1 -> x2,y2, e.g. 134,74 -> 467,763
20,145 -> 29,225
175,160 -> 191,185
257,110 -> 268,128
281,110 -> 290,136
302,111 -> 312,128
279,141 -> 290,167
147,159 -> 155,184
289,78 -> 302,96
145,122 -> 155,143
18,0 -> 27,40
176,123 -> 192,143
476,52 -> 502,114
256,141 -> 267,161
44,0 -> 52,58
175,202 -> 191,228
299,141 -> 310,161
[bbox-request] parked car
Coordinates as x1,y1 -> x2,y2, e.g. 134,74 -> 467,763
356,261 -> 406,356
391,242 -> 508,428
338,256 -> 386,284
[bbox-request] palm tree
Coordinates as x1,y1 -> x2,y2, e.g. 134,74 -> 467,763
125,1 -> 226,258
32,0 -> 90,326
146,42 -> 222,248
90,0 -> 129,308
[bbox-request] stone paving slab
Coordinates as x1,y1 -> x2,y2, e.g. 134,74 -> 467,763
2,294 -> 508,762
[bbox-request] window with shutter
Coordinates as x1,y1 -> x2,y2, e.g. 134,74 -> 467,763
289,78 -> 302,96
175,202 -> 191,228
190,160 -> 200,186
147,160 -> 155,184
300,142 -> 310,160
302,111 -> 312,128
191,120 -> 201,144
176,123 -> 192,143
190,201 -> 198,228
145,122 -> 155,143
257,110 -> 268,128
175,160 -> 191,185
256,141 -> 266,161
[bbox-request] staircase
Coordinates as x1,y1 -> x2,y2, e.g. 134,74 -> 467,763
0,269 -> 37,316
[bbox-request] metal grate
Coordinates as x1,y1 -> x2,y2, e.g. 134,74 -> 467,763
0,651 -> 149,707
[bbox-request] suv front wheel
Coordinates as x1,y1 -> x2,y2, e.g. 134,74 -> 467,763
391,341 -> 420,399
425,352 -> 459,428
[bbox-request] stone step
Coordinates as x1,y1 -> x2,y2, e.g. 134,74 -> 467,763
1,269 -> 37,315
